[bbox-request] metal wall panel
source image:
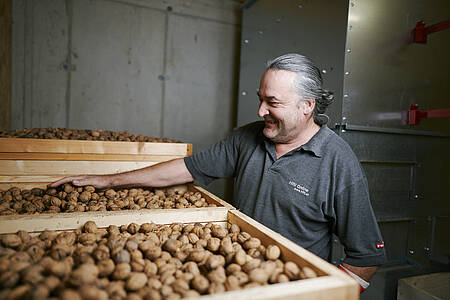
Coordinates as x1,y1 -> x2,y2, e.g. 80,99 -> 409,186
343,0 -> 450,132
237,0 -> 349,127
238,1 -> 450,299
69,0 -> 165,136
339,129 -> 450,300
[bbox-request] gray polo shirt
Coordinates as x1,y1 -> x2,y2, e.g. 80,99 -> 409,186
185,121 -> 386,267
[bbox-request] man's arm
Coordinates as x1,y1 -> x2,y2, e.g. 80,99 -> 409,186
48,158 -> 194,189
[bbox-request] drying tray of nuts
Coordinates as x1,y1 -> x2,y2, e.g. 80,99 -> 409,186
0,209 -> 358,300
0,128 -> 192,191
0,127 -> 180,143
0,183 -> 233,219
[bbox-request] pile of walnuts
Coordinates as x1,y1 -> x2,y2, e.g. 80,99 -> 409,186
0,128 -> 179,143
0,221 -> 317,299
0,184 -> 215,216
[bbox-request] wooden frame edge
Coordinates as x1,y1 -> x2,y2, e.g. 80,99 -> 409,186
0,207 -> 230,234
228,210 -> 358,287
0,138 -> 192,156
188,184 -> 235,209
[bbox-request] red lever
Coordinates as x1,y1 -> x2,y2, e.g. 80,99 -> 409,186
413,19 -> 450,43
408,104 -> 450,125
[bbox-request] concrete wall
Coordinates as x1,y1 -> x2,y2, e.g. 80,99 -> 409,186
12,0 -> 242,198
0,0 -> 12,130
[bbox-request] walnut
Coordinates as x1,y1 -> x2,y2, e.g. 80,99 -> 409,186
162,239 -> 180,254
113,263 -> 131,280
113,249 -> 131,264
22,265 -> 44,285
79,233 -> 97,245
265,245 -> 281,260
301,266 -> 318,279
126,272 -> 148,291
79,191 -> 91,202
83,221 -> 98,233
206,238 -> 220,252
284,261 -> 300,280
105,189 -> 116,200
249,268 -> 269,284
0,271 -> 20,288
243,237 -> 261,250
69,263 -> 99,286
206,255 -> 225,270
191,274 -> 209,294
1,234 -> 22,248
79,285 -> 108,300
207,266 -> 227,283
55,232 -> 77,245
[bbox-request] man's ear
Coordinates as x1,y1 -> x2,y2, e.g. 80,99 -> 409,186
301,99 -> 315,115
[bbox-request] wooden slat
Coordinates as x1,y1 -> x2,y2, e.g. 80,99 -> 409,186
199,276 -> 356,300
189,184 -> 235,209
0,160 -> 156,175
0,138 -> 191,156
0,175 -> 73,183
0,207 -> 229,234
0,152 -> 185,161
0,182 -> 49,190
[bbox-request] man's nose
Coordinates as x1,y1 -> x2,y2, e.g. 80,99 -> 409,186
258,101 -> 269,117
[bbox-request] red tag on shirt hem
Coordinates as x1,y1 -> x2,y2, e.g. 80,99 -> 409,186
376,242 -> 384,249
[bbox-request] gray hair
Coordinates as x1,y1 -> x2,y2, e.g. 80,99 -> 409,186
266,53 -> 334,125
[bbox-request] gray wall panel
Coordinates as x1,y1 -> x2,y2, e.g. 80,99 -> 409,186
69,0 -> 165,136
164,13 -> 240,199
12,0 -> 69,128
31,0 -> 69,128
164,14 -> 239,152
11,0 -> 25,129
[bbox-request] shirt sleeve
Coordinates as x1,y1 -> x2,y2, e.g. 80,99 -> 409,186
184,129 -> 241,185
334,178 -> 387,267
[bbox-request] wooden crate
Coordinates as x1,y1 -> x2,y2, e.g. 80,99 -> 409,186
0,137 -> 192,189
397,273 -> 450,300
0,209 -> 359,300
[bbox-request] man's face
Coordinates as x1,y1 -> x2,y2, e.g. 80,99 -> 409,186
257,69 -> 311,143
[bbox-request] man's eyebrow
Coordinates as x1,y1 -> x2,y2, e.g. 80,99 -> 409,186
256,92 -> 276,100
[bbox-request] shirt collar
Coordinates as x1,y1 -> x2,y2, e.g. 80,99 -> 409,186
297,125 -> 331,158
261,125 -> 331,158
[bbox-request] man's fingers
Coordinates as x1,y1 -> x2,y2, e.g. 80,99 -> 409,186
47,177 -> 71,188
47,176 -> 83,188
48,175 -> 108,189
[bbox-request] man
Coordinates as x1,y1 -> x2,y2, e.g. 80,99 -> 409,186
50,53 -> 386,292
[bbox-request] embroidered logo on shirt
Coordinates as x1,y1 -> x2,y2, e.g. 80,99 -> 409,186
289,181 -> 310,196
376,242 -> 384,249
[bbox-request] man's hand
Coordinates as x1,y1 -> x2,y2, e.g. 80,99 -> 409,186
48,175 -> 112,189
339,263 -> 380,293
341,263 -> 379,282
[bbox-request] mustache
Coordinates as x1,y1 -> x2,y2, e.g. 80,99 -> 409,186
264,116 -> 278,123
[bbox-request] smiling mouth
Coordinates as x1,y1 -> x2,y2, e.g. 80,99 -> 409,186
264,118 -> 277,126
